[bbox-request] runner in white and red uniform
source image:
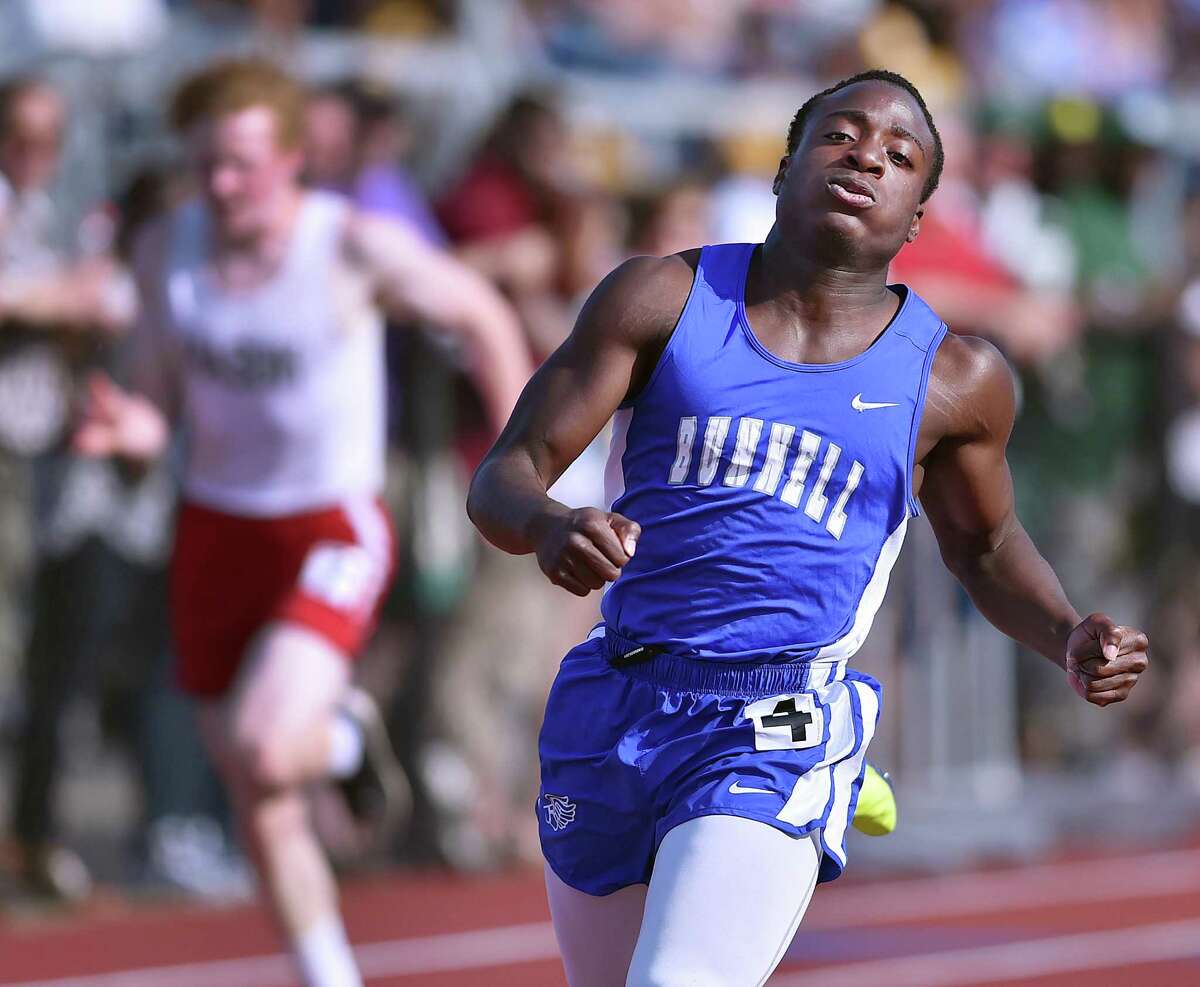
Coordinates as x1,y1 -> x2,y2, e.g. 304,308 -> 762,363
76,60 -> 532,987
164,188 -> 395,697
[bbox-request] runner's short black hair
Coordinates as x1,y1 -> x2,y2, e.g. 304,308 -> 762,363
785,69 -> 944,202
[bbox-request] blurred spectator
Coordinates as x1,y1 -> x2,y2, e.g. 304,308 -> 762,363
256,0 -> 455,34
628,178 -> 712,258
888,108 -> 1082,365
437,89 -> 570,246
732,0 -> 878,79
0,76 -> 124,900
429,88 -> 617,868
1160,172 -> 1200,787
437,88 -> 606,356
526,0 -> 740,76
246,0 -> 308,36
305,79 -> 444,243
965,0 -> 1171,104
857,1 -> 968,108
0,75 -> 116,660
1,84 -> 239,903
1036,101 -> 1159,329
976,108 -> 1078,294
0,81 -> 68,729
354,0 -> 455,36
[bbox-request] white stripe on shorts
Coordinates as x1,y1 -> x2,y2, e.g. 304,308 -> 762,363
343,495 -> 392,568
776,680 -> 856,827
338,495 -> 393,610
820,678 -> 880,869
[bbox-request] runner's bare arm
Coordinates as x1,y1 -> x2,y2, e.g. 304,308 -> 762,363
345,213 -> 533,436
73,221 -> 175,462
0,261 -> 121,330
916,334 -> 1148,706
125,222 -> 185,416
467,252 -> 695,596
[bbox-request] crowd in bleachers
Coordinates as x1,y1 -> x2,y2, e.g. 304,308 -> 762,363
1,0 -> 1199,906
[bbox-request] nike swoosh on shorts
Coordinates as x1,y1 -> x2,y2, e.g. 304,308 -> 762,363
728,781 -> 774,795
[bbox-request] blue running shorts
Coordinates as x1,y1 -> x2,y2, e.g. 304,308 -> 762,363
537,626 -> 882,896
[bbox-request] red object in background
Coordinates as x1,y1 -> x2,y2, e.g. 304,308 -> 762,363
455,424 -> 493,476
888,208 -> 1015,292
436,155 -> 540,243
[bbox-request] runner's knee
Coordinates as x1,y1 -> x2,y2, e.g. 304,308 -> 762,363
246,788 -> 308,843
236,731 -> 300,791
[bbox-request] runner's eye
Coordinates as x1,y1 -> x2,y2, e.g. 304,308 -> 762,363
889,151 -> 910,166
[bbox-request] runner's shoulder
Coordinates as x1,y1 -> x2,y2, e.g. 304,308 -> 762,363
927,331 -> 1017,442
579,249 -> 700,353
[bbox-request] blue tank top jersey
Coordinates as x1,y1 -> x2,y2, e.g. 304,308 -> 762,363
600,242 -> 948,664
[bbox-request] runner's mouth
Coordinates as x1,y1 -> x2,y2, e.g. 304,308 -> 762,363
826,177 -> 876,209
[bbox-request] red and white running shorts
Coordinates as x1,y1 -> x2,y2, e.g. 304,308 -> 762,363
171,497 -> 395,697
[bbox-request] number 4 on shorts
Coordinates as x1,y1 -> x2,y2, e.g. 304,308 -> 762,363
743,693 -> 823,751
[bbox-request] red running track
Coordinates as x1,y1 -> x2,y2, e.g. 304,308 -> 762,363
3,842 -> 1200,986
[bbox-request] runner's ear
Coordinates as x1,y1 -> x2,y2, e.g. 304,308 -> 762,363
772,156 -> 790,196
906,207 -> 923,243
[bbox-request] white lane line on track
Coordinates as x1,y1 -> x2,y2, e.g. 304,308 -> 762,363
771,917 -> 1200,986
802,845 -> 1200,928
3,847 -> 1200,987
0,923 -> 559,987
0,956 -> 296,987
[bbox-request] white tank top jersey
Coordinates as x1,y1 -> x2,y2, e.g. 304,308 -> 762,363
161,191 -> 386,517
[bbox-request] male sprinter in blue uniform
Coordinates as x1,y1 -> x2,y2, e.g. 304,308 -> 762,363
468,70 -> 1150,987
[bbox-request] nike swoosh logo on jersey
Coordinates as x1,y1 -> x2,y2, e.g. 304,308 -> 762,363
728,781 -> 774,795
851,393 -> 899,412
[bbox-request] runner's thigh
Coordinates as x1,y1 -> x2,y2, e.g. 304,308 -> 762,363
545,863 -> 647,987
231,620 -> 350,746
626,815 -> 821,987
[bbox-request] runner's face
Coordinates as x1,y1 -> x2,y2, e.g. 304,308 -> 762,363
188,105 -> 301,240
774,81 -> 933,265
